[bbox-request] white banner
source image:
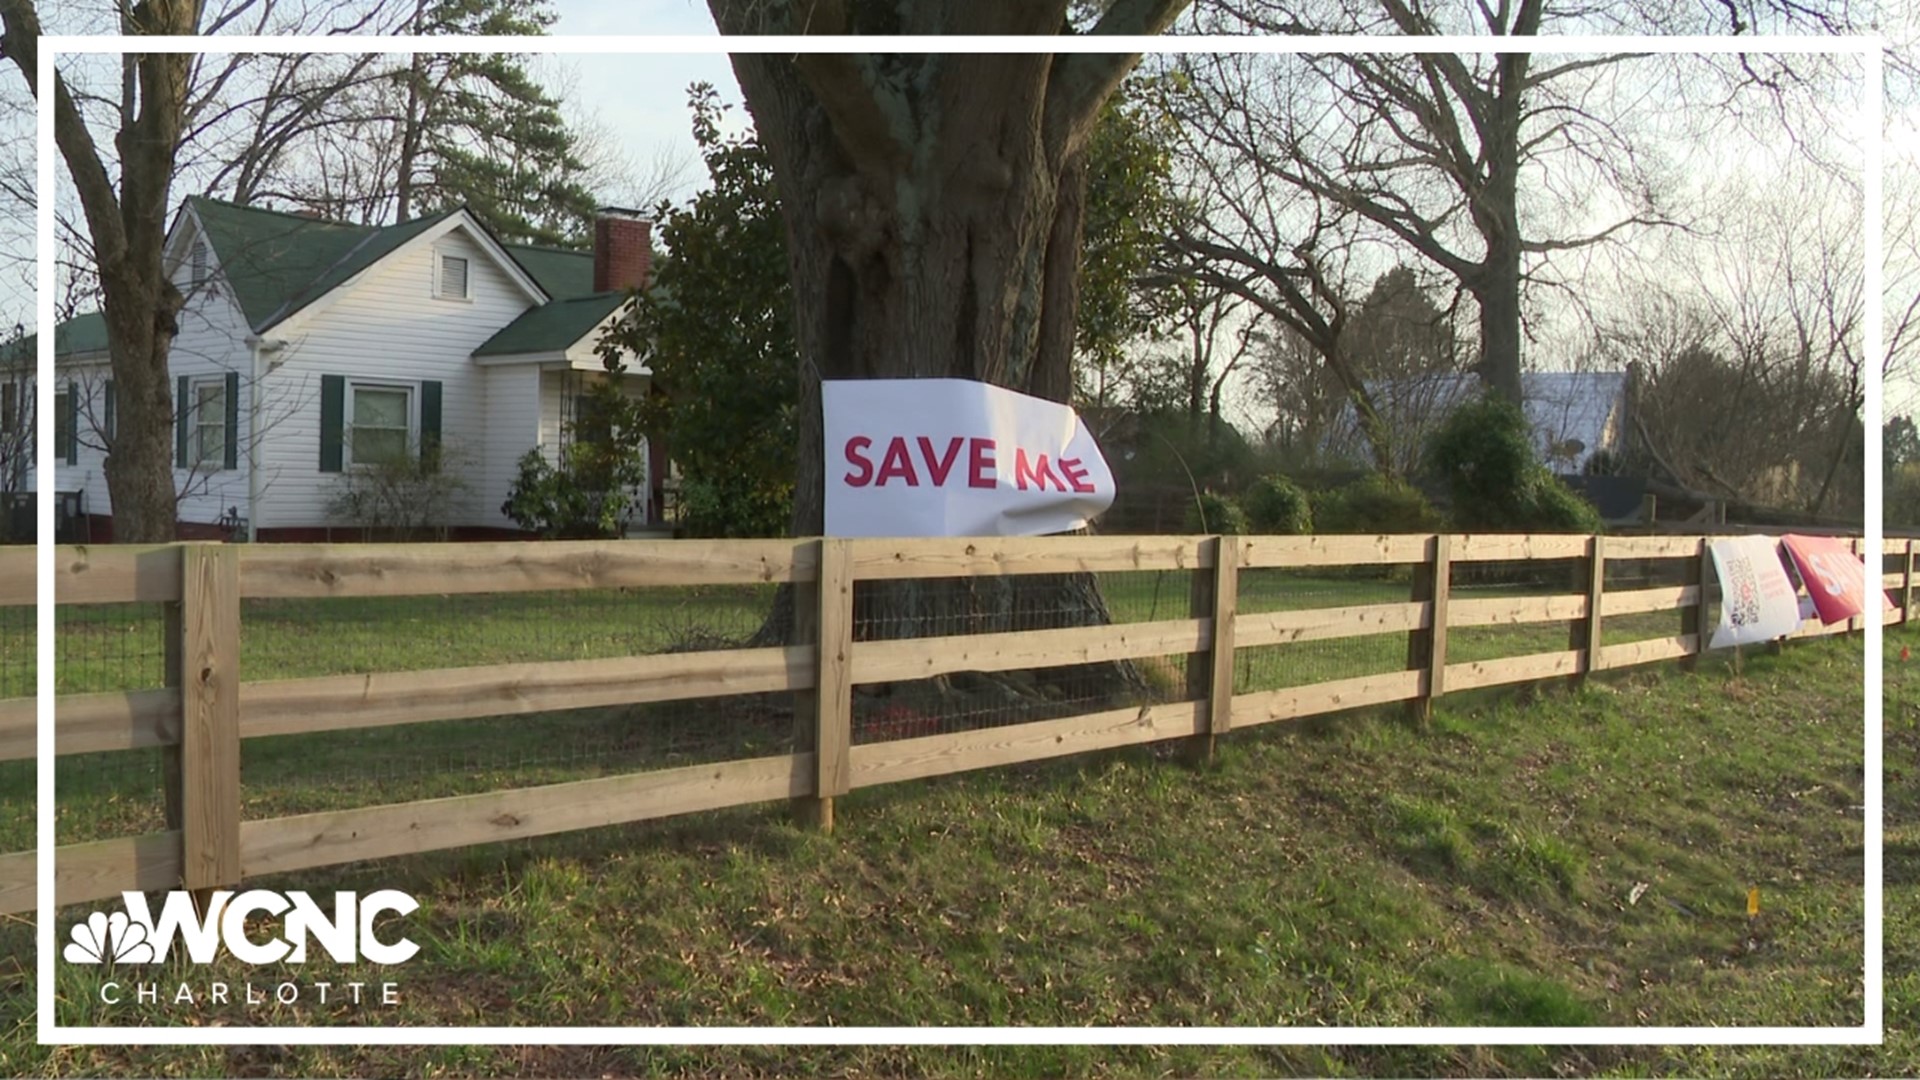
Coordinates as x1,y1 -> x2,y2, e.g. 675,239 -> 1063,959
823,378 -> 1116,538
1708,535 -> 1804,648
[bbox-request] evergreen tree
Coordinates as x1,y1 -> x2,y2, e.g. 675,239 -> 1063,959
392,0 -> 598,247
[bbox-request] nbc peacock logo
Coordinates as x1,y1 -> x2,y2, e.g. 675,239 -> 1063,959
64,911 -> 156,964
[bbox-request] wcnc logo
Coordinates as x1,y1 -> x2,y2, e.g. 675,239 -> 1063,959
64,889 -> 419,966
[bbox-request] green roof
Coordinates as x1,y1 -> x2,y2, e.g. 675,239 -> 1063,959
4,311 -> 107,365
35,197 -> 611,359
473,292 -> 626,357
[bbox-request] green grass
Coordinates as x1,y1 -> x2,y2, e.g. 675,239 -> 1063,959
0,624 -> 1877,1077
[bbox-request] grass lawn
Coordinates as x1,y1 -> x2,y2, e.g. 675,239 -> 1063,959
0,620 -> 1880,1077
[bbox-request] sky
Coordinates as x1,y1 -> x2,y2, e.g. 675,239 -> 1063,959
6,4 -> 1910,429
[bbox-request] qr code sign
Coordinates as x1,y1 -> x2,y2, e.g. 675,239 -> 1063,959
1726,554 -> 1762,627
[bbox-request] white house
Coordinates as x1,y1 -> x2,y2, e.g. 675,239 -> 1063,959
1327,370 -> 1631,478
9,196 -> 661,541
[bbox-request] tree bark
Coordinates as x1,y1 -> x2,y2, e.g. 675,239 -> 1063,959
2,0 -> 200,542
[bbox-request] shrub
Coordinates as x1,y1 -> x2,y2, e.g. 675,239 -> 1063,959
326,443 -> 469,541
501,444 -> 644,539
1243,474 -> 1313,535
1426,393 -> 1604,533
1313,473 -> 1443,535
1185,491 -> 1249,535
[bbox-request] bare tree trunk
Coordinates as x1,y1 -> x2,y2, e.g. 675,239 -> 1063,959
2,0 -> 199,542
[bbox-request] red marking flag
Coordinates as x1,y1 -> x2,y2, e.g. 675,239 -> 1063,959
824,378 -> 1115,537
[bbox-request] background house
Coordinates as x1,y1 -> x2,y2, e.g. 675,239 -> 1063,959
1327,369 -> 1631,479
9,197 -> 661,541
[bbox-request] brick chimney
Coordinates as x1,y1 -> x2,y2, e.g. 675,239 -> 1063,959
593,207 -> 652,293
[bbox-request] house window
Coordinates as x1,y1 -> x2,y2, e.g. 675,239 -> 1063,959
436,253 -> 470,300
349,383 -> 412,465
190,240 -> 210,286
192,377 -> 229,468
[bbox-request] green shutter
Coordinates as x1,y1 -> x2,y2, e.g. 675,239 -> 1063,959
103,380 -> 115,442
420,380 -> 442,471
176,375 -> 189,467
63,381 -> 76,465
224,371 -> 239,470
319,374 -> 344,473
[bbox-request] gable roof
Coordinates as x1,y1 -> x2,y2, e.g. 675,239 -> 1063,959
474,292 -> 626,357
188,197 -> 466,331
2,311 -> 108,366
1331,370 -> 1628,474
34,197 -> 613,361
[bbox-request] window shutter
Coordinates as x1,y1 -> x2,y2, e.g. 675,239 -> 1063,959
319,374 -> 345,473
223,371 -> 240,470
64,381 -> 77,465
420,380 -> 443,470
103,380 -> 115,442
176,375 -> 189,467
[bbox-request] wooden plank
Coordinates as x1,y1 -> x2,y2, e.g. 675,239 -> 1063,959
1787,617 -> 1853,641
815,539 -> 855,806
1574,534 -> 1605,684
180,545 -> 241,893
1445,649 -> 1583,692
1598,634 -> 1698,670
1601,585 -> 1700,616
851,618 -> 1208,686
0,547 -> 34,606
1233,602 -> 1430,648
1428,536 -> 1452,702
4,690 -> 180,761
1232,670 -> 1425,728
239,754 -> 810,878
1208,537 -> 1240,739
1904,540 -> 1915,625
1885,572 -> 1907,590
1450,534 -> 1589,562
239,538 -> 815,598
1680,540 -> 1709,673
848,700 -> 1208,789
1887,538 -> 1913,555
1239,534 -> 1430,569
238,646 -> 813,740
0,698 -> 32,761
1606,535 -> 1710,559
0,833 -> 184,916
1448,594 -> 1587,627
52,544 -> 184,605
848,535 -> 1207,580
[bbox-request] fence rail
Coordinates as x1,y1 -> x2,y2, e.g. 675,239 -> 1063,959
0,530 -> 1889,915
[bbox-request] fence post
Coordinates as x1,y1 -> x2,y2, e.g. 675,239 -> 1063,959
177,543 -> 241,908
1192,536 -> 1238,763
1405,533 -> 1449,726
1904,540 -> 1914,626
808,538 -> 855,834
1570,534 -> 1606,690
1681,538 -> 1708,671
1849,538 -> 1864,635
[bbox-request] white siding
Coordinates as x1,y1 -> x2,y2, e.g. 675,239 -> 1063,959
255,224 -> 542,529
167,250 -> 257,529
482,364 -> 543,530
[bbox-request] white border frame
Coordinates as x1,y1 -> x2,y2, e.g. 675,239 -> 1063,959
35,31 -> 1885,1048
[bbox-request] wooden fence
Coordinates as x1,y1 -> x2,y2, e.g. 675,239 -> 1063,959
0,531 -> 1893,916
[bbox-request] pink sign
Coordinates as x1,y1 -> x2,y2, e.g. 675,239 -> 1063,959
1780,534 -> 1890,625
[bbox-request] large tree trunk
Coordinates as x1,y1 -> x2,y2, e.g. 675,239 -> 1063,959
2,0 -> 201,542
710,6 -> 1185,715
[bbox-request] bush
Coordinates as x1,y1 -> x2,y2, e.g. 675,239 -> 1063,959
501,445 -> 644,539
1185,491 -> 1249,535
1426,393 -> 1604,533
326,443 -> 469,541
1243,474 -> 1313,535
1312,473 -> 1443,535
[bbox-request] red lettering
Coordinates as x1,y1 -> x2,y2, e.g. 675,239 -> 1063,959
1013,449 -> 1064,492
1059,456 -> 1094,494
917,436 -> 964,486
843,436 -> 874,487
968,438 -> 997,488
875,436 -> 919,486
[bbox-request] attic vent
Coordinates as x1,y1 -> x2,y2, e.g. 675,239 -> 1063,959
190,241 -> 209,286
438,253 -> 470,300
